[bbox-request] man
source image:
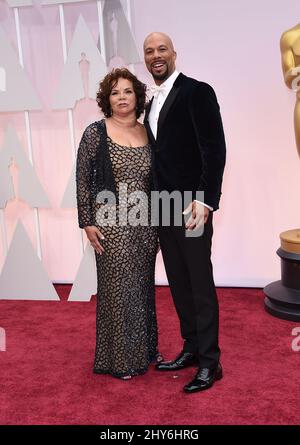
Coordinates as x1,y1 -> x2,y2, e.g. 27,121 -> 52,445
143,32 -> 226,393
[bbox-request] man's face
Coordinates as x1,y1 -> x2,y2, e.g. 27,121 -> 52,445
144,34 -> 177,84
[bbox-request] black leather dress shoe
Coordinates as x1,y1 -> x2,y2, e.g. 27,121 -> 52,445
183,363 -> 223,393
155,351 -> 198,371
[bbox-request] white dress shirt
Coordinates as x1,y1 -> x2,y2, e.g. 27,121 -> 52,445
149,70 -> 180,139
149,70 -> 213,211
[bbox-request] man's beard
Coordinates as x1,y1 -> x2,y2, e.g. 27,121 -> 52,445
151,65 -> 169,82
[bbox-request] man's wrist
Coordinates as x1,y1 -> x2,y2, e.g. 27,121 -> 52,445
194,200 -> 213,211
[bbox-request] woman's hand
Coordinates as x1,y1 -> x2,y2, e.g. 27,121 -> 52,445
84,226 -> 105,255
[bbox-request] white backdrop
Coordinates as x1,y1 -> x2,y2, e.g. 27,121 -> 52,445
0,0 -> 299,290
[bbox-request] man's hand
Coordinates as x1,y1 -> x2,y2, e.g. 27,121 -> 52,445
84,226 -> 105,255
183,201 -> 210,231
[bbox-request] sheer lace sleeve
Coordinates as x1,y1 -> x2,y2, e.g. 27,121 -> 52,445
76,123 -> 99,229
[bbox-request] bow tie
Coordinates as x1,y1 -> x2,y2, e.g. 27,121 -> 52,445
149,84 -> 168,98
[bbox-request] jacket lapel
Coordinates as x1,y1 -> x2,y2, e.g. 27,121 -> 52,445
144,97 -> 156,146
156,73 -> 185,140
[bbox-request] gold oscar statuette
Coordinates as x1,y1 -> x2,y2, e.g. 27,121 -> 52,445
263,23 -> 300,320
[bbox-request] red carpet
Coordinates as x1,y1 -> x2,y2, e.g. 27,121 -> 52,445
0,286 -> 300,425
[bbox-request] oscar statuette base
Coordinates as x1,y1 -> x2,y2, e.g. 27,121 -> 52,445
264,229 -> 300,321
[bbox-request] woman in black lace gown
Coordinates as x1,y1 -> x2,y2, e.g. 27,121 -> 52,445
76,68 -> 160,380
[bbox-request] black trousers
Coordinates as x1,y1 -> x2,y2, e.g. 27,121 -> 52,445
158,211 -> 220,368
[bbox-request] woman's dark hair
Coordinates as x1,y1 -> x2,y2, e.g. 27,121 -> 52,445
96,68 -> 147,119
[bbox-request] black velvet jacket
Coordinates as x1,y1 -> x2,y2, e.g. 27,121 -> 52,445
144,73 -> 226,210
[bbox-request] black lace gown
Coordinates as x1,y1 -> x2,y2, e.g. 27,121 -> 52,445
76,121 -> 158,378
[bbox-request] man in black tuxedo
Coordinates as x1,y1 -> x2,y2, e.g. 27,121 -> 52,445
143,32 -> 226,393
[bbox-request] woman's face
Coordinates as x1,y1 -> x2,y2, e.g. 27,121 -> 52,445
109,77 -> 137,116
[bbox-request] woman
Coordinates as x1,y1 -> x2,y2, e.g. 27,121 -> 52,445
76,68 -> 159,380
